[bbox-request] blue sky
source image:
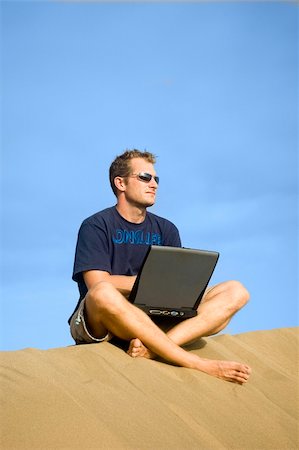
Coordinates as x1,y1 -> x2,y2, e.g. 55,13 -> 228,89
1,2 -> 298,351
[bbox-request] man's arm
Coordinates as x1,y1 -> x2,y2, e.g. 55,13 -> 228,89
83,270 -> 137,299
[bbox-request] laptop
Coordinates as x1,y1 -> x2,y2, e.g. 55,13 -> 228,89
129,245 -> 219,319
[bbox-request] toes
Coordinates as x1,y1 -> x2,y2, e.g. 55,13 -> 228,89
236,364 -> 252,378
220,362 -> 251,384
133,338 -> 142,348
127,338 -> 143,358
126,339 -> 156,361
232,369 -> 250,384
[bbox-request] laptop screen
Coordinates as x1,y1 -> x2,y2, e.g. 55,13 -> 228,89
130,246 -> 219,311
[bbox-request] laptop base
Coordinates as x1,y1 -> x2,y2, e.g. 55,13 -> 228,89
135,305 -> 198,319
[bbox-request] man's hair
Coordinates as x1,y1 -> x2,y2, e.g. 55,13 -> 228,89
109,149 -> 156,196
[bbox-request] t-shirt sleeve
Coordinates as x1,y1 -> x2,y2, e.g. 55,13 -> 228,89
72,220 -> 112,282
162,220 -> 182,247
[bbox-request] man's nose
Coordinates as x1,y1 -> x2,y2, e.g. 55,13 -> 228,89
149,178 -> 158,188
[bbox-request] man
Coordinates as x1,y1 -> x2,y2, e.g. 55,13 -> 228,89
69,149 -> 251,384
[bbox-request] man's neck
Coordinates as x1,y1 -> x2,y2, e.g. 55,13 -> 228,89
116,203 -> 147,224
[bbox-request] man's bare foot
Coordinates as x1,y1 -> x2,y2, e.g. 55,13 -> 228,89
198,359 -> 252,384
127,338 -> 156,360
127,340 -> 251,384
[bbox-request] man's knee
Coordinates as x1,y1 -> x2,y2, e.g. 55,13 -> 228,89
86,281 -> 126,316
226,280 -> 250,312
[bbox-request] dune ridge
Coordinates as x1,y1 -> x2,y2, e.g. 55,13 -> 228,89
1,327 -> 298,449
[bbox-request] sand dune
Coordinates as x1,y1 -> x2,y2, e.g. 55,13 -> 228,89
1,327 -> 298,449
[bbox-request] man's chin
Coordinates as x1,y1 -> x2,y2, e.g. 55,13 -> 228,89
133,198 -> 156,209
143,199 -> 155,208
145,201 -> 155,208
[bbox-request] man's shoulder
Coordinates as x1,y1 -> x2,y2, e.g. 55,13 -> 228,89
81,206 -> 116,226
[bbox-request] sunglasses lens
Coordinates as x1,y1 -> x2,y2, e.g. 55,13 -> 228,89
138,173 -> 152,182
136,173 -> 159,184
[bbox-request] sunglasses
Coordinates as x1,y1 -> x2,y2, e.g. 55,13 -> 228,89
130,172 -> 160,184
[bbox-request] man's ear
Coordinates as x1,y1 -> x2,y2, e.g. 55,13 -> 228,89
114,176 -> 126,192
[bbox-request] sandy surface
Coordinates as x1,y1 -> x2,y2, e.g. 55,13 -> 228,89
1,327 -> 298,449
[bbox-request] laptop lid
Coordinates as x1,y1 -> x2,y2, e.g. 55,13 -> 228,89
129,246 -> 219,318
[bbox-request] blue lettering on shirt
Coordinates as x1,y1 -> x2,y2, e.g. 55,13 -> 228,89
112,229 -> 162,245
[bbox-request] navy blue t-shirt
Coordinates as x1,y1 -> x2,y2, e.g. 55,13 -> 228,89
70,206 -> 181,319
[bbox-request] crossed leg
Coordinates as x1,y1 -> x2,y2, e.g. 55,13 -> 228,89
128,280 -> 249,359
84,281 -> 251,384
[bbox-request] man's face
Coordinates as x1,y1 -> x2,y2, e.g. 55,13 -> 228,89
122,158 -> 159,208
